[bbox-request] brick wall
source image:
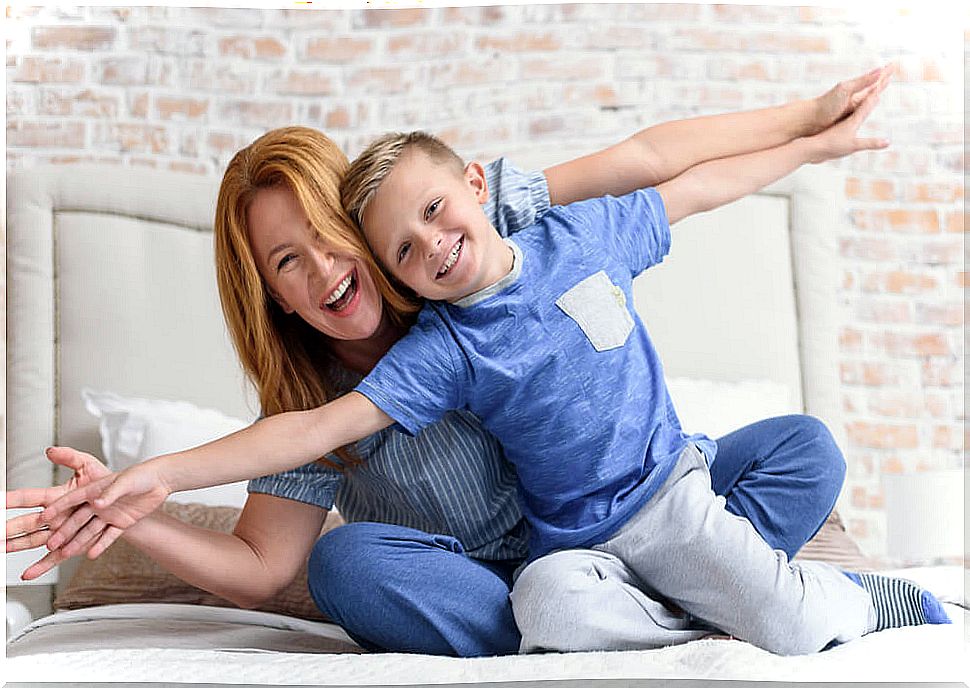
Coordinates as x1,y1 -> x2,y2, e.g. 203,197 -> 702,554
5,4 -> 966,561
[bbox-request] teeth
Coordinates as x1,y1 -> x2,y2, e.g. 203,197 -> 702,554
325,273 -> 353,305
439,239 -> 462,275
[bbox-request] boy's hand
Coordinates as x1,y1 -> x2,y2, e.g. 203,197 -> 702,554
6,446 -> 124,580
808,64 -> 894,136
40,461 -> 173,559
805,90 -> 888,164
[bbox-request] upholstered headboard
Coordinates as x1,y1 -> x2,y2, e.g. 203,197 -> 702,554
5,164 -> 844,493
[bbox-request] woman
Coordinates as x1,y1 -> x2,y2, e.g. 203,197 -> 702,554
10,68 -> 890,657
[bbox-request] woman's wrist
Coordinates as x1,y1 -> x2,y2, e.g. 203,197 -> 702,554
784,98 -> 819,139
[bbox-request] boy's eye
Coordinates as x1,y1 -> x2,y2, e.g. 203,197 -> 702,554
397,242 -> 411,264
276,253 -> 296,272
424,198 -> 441,222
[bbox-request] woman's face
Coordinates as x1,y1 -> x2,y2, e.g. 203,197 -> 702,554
246,184 -> 385,341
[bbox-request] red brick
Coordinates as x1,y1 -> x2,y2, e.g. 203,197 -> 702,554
922,359 -> 962,387
563,84 -> 621,109
839,237 -> 896,262
672,29 -> 830,53
14,56 -> 85,83
582,26 -> 659,50
924,393 -> 950,418
713,4 -> 797,22
168,160 -> 208,175
854,299 -> 911,324
304,36 -> 374,63
906,180 -> 963,203
155,96 -> 209,121
185,61 -> 256,94
840,361 -> 898,387
956,272 -> 968,288
625,4 -> 702,20
32,26 -> 116,51
346,66 -> 415,94
355,9 -> 429,28
387,33 -> 466,59
839,327 -> 864,352
851,209 -> 940,234
881,456 -> 905,474
217,100 -> 294,128
915,303 -> 963,327
845,177 -> 896,201
39,88 -> 119,117
850,485 -> 867,508
848,518 -> 868,540
129,27 -> 205,56
219,36 -> 287,60
476,32 -> 562,52
6,88 -> 35,116
96,124 -> 169,154
879,270 -> 939,295
872,331 -> 951,357
129,91 -> 149,119
266,69 -> 338,96
868,392 -> 925,419
914,241 -> 963,265
846,421 -> 918,449
944,211 -> 964,233
263,8 -> 343,30
521,55 -> 608,81
207,132 -> 242,155
7,120 -> 85,148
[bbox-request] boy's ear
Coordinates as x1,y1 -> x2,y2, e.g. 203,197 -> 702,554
464,161 -> 489,204
267,286 -> 295,314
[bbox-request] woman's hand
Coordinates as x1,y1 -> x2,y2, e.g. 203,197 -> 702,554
807,64 -> 893,136
805,90 -> 889,165
6,446 -> 124,580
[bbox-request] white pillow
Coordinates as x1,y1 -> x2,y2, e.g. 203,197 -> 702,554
81,388 -> 255,508
665,377 -> 798,439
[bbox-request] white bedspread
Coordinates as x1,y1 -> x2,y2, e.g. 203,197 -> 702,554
6,568 -> 968,685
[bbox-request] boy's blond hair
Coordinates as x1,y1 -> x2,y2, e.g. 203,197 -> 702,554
341,131 -> 465,229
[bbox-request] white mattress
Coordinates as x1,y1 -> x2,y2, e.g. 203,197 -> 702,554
6,568 -> 968,685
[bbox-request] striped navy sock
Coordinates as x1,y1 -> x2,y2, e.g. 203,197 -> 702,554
845,571 -> 951,631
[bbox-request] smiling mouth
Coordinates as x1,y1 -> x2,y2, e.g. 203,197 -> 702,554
322,269 -> 358,312
436,237 -> 463,279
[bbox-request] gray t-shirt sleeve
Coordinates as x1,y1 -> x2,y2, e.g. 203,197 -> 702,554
482,157 -> 551,238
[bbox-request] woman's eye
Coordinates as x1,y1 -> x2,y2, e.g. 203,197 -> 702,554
276,254 -> 296,272
397,243 -> 411,263
424,198 -> 441,222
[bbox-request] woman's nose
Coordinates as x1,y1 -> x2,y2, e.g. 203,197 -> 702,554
309,246 -> 337,276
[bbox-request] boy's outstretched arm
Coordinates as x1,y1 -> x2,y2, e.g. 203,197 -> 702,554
658,91 -> 887,226
40,392 -> 392,529
545,65 -> 892,205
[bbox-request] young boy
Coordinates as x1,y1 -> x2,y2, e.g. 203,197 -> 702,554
41,91 -> 949,655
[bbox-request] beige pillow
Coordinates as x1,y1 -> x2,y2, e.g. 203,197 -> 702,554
55,501 -> 344,621
794,510 -> 877,571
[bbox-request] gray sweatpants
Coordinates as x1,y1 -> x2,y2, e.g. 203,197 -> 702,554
510,443 -> 875,655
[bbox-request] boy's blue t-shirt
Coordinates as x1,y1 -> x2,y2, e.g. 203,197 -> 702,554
355,188 -> 716,558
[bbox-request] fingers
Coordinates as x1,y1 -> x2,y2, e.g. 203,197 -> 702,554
45,445 -> 88,471
6,526 -> 51,553
842,65 -> 884,97
46,504 -> 95,551
88,525 -> 125,559
20,547 -> 69,582
7,486 -> 61,509
6,509 -> 48,542
41,476 -> 112,523
60,514 -> 107,559
854,136 -> 891,151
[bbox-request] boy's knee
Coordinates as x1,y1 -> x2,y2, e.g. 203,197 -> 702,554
511,551 -> 609,652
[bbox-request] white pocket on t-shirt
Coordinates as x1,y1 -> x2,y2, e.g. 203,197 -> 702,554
556,270 -> 634,352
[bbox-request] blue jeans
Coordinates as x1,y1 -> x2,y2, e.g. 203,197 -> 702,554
307,414 -> 845,657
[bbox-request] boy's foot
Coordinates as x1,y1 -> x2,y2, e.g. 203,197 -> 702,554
845,571 -> 952,631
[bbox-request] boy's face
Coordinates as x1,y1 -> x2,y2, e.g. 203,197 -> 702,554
361,148 -> 508,303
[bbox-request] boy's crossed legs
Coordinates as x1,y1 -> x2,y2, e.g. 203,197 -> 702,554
511,443 -> 949,655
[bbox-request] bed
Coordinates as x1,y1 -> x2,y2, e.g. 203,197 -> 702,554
5,163 -> 968,684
